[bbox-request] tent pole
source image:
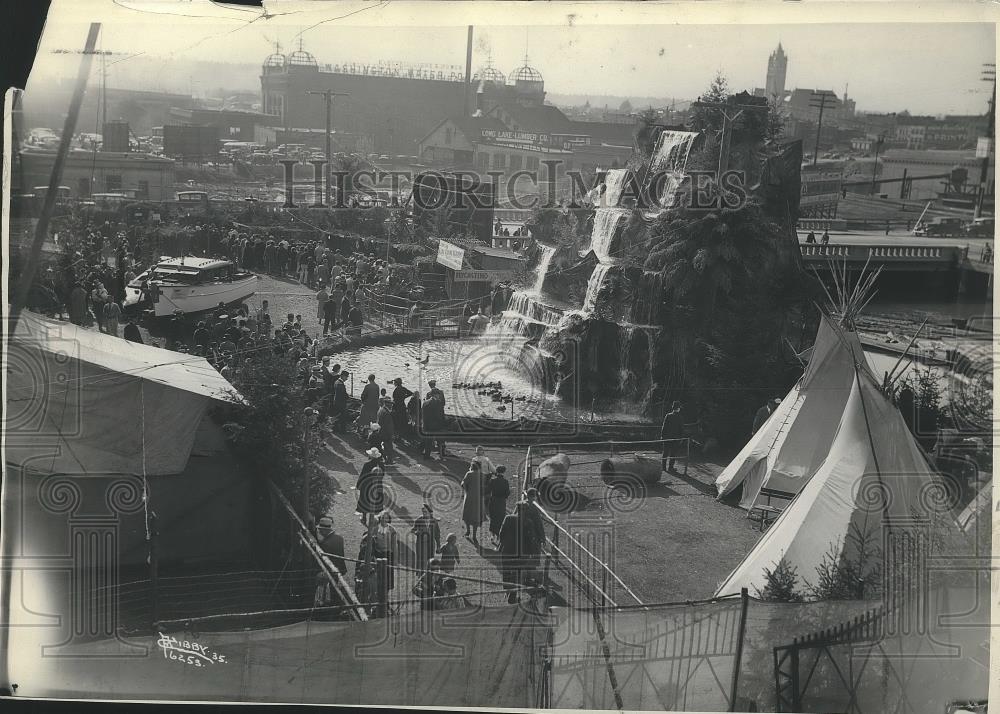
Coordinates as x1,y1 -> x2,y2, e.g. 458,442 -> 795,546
728,587 -> 750,711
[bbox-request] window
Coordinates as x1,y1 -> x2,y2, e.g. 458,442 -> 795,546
477,152 -> 488,173
137,180 -> 149,199
78,177 -> 90,197
527,156 -> 539,171
229,126 -> 240,137
445,127 -> 453,145
105,174 -> 122,191
510,154 -> 522,172
492,152 -> 505,170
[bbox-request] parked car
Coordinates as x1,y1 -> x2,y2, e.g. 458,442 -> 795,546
965,217 -> 995,237
914,217 -> 966,237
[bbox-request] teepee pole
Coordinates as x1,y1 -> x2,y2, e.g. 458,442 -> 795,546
884,318 -> 930,389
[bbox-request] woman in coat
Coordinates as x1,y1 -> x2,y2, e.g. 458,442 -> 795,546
355,448 -> 384,526
410,503 -> 441,570
484,465 -> 511,545
460,461 -> 485,542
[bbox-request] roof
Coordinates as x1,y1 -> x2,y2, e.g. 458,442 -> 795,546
566,120 -> 635,146
418,115 -> 507,147
14,310 -> 239,402
6,311 -> 241,476
882,149 -> 978,163
155,257 -> 232,271
489,103 -> 574,134
470,245 -> 526,260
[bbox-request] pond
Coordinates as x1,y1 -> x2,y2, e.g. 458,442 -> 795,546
331,336 -> 650,425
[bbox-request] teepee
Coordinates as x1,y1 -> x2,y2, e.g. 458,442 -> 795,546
714,261 -> 880,510
714,262 -> 952,597
715,357 -> 947,597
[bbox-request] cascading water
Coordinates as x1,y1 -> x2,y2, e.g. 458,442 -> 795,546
647,130 -> 699,213
532,244 -> 557,293
601,168 -> 630,207
589,208 -> 630,262
582,263 -> 612,312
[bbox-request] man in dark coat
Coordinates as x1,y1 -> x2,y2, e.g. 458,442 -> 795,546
316,516 -> 347,576
376,397 -> 396,465
330,370 -> 349,430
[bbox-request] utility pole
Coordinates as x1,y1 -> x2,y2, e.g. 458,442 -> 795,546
974,63 -> 996,219
10,23 -> 101,332
809,90 -> 836,167
690,99 -> 758,175
870,132 -> 886,196
307,90 -> 349,205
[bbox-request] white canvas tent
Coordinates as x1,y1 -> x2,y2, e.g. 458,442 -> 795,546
5,310 -> 240,476
715,350 -> 946,597
715,314 -> 877,509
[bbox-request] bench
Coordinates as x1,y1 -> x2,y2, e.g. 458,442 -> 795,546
748,488 -> 794,532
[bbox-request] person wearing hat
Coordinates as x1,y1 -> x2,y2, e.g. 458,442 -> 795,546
426,379 -> 445,407
355,449 -> 385,526
376,396 -> 395,465
514,488 -> 545,582
316,516 -> 347,576
659,400 -> 685,474
412,557 -> 445,611
752,396 -> 779,435
122,316 -> 143,344
391,377 -> 413,439
410,503 -> 441,574
355,373 -> 380,437
366,421 -> 385,453
330,370 -> 350,430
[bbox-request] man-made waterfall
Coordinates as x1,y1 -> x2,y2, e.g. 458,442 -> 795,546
533,244 -> 557,293
582,263 -> 612,312
650,130 -> 698,172
486,290 -> 564,339
648,130 -> 699,211
589,208 -> 630,262
602,168 -> 630,207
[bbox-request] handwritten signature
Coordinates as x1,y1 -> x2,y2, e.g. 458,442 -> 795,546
157,632 -> 227,667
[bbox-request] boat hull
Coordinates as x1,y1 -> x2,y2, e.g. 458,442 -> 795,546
148,275 -> 258,317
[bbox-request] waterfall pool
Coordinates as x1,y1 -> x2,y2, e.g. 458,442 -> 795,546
331,336 -> 651,425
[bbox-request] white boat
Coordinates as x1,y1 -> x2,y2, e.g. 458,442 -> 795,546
124,257 -> 258,317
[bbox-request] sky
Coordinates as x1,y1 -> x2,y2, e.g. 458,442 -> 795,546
24,0 -> 998,116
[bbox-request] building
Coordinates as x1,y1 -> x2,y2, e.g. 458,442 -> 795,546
880,148 -> 993,201
167,107 -> 276,143
765,43 -> 788,101
259,42 -> 568,157
14,147 -> 176,200
418,76 -> 633,203
21,84 -> 194,136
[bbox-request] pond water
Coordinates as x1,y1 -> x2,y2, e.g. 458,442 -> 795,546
332,336 -> 649,424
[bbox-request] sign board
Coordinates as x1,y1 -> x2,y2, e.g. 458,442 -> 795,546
436,240 -> 465,270
480,129 -> 551,148
453,270 -> 515,283
976,137 -> 992,159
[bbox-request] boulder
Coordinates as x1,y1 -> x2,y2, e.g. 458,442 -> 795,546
600,454 -> 661,485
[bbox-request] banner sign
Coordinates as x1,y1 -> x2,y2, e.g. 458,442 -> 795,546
480,129 -> 551,147
976,137 -> 992,159
436,240 -> 465,270
453,270 -> 516,283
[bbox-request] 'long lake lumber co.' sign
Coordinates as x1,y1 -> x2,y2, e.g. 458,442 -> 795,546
436,240 -> 465,270
480,129 -> 552,147
453,270 -> 515,282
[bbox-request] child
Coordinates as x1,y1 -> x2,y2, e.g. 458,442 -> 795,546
437,533 -> 460,573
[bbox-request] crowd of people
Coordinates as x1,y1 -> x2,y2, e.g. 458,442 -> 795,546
342,439 -> 548,611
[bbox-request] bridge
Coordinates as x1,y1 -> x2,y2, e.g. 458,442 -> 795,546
797,230 -> 993,295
